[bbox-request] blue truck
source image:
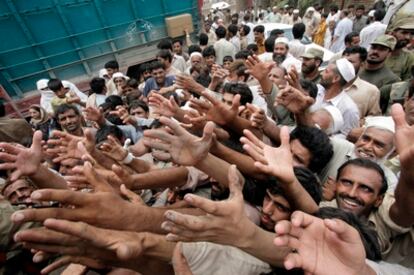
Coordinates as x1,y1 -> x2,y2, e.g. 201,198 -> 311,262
0,0 -> 200,113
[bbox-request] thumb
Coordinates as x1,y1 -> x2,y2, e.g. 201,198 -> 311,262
31,131 -> 43,152
391,103 -> 407,130
279,126 -> 290,147
201,122 -> 215,143
231,94 -> 241,112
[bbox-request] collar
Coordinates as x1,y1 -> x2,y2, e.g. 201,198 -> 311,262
324,90 -> 346,107
344,76 -> 362,91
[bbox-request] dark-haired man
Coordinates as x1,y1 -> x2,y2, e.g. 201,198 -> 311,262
143,61 -> 176,97
253,25 -> 265,54
213,26 -> 235,65
300,47 -> 324,83
55,104 -> 83,136
352,5 -> 367,33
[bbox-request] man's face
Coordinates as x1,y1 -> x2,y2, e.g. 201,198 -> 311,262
55,88 -> 67,98
205,55 -> 216,67
223,60 -> 232,70
3,179 -> 35,204
268,67 -> 287,88
367,44 -> 390,64
58,109 -> 81,134
290,139 -> 311,168
157,57 -> 169,67
320,63 -> 337,89
393,29 -> 413,49
254,31 -> 264,42
143,70 -> 152,81
113,77 -> 126,87
106,68 -> 118,79
404,94 -> 414,125
335,165 -> 384,217
344,53 -> 362,74
222,92 -> 234,106
354,127 -> 394,161
152,68 -> 166,85
121,85 -> 137,96
130,106 -> 148,119
59,158 -> 83,176
191,56 -> 202,67
261,190 -> 291,231
173,42 -> 182,54
355,9 -> 364,18
274,43 -> 288,59
301,57 -> 319,74
350,36 -> 360,47
205,24 -> 211,32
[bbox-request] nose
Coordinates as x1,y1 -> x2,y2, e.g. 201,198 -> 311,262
348,185 -> 358,198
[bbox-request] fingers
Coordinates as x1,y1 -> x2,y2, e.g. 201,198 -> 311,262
172,242 -> 193,275
201,121 -> 215,143
183,193 -> 220,215
391,103 -> 407,129
242,129 -> 265,150
83,161 -> 113,192
231,94 -> 241,112
284,252 -> 303,270
279,126 -> 290,147
31,131 -> 43,152
144,128 -> 174,143
324,218 -> 360,244
290,211 -> 315,228
143,138 -> 171,152
227,165 -> 244,199
159,116 -> 186,136
120,184 -> 144,204
14,226 -> 78,245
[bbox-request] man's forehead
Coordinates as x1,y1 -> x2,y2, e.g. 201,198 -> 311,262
363,127 -> 394,140
58,109 -> 77,118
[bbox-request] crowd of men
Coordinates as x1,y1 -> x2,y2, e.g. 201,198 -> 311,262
0,0 -> 414,274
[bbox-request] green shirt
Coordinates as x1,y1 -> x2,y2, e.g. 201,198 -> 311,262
385,50 -> 414,81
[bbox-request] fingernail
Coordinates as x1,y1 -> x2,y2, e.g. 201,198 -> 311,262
12,212 -> 25,222
33,254 -> 43,263
166,212 -> 175,221
31,191 -> 41,200
165,234 -> 175,241
184,194 -> 193,203
14,232 -> 21,242
161,222 -> 171,231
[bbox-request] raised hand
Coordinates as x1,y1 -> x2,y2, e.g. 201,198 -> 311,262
189,91 -> 240,126
245,55 -> 275,83
275,86 -> 314,114
175,74 -> 205,96
246,103 -> 267,129
285,66 -> 301,90
172,243 -> 193,275
149,93 -> 180,118
0,131 -> 43,181
83,106 -> 104,123
99,135 -> 128,162
143,116 -> 215,166
160,165 -> 253,247
240,126 -> 295,184
273,211 -> 373,275
392,104 -> 414,170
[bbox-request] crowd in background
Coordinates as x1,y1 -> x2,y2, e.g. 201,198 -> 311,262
1,0 -> 414,274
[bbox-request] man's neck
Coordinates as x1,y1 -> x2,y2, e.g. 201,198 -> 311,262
391,48 -> 403,56
365,62 -> 385,71
324,84 -> 342,100
70,127 -> 83,137
304,69 -> 320,81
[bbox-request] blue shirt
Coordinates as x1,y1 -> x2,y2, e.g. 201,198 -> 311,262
143,76 -> 176,97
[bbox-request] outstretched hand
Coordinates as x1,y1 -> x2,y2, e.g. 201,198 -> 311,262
273,211 -> 373,275
0,131 -> 43,181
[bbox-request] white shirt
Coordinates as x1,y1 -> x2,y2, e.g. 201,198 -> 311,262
214,38 -> 235,65
229,36 -> 241,52
258,52 -> 273,62
288,39 -> 306,59
311,85 -> 360,138
330,17 -> 353,53
62,80 -> 88,103
172,54 -> 187,73
249,85 -> 270,115
242,21 -> 255,44
281,53 -> 302,72
360,21 -> 387,50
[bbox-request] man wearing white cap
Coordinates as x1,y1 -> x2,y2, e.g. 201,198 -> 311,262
360,9 -> 387,50
311,105 -> 344,136
310,58 -> 359,138
281,5 -> 293,25
273,37 -> 301,72
292,9 -> 302,24
37,79 -> 54,115
320,115 -> 398,191
265,6 -> 282,23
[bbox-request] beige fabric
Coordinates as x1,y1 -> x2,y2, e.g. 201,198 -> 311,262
366,259 -> 414,274
181,242 -> 272,275
0,117 -> 33,145
345,77 -> 382,118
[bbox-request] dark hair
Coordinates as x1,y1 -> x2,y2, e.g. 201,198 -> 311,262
342,10 -> 349,17
126,78 -> 139,89
343,46 -> 368,62
316,207 -> 382,261
0,101 -> 5,117
199,33 -> 209,46
243,14 -> 250,22
222,82 -> 253,105
264,36 -> 276,52
347,4 -> 355,9
202,45 -> 216,57
172,38 -> 183,46
290,126 -> 333,173
330,4 -> 339,12
104,60 -> 119,70
89,77 -> 106,95
157,49 -> 173,63
246,43 -> 258,53
105,95 -> 124,110
322,13 -> 329,19
293,167 -> 322,204
356,4 -> 365,10
105,114 -> 124,125
150,60 -> 166,71
241,24 -> 251,36
229,60 -> 249,82
292,23 -> 306,39
336,158 -> 388,195
96,125 -> 124,145
300,79 -> 318,99
215,26 -> 227,39
235,49 -> 251,60
188,45 -> 202,55
270,29 -> 284,37
157,39 -> 173,51
55,104 -> 80,118
125,92 -> 142,105
47,79 -> 64,92
374,9 -> 386,21
344,32 -> 359,45
223,56 -> 234,63
140,63 -> 151,73
227,24 -> 238,36
129,100 -> 149,113
253,25 -> 265,33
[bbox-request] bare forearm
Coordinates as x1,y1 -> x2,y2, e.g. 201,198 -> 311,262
390,169 -> 414,227
129,167 -> 189,190
263,120 -> 281,145
282,179 -> 319,214
142,232 -> 176,261
211,142 -> 266,180
31,165 -> 68,189
128,158 -> 153,174
196,153 -> 238,189
227,116 -> 262,138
